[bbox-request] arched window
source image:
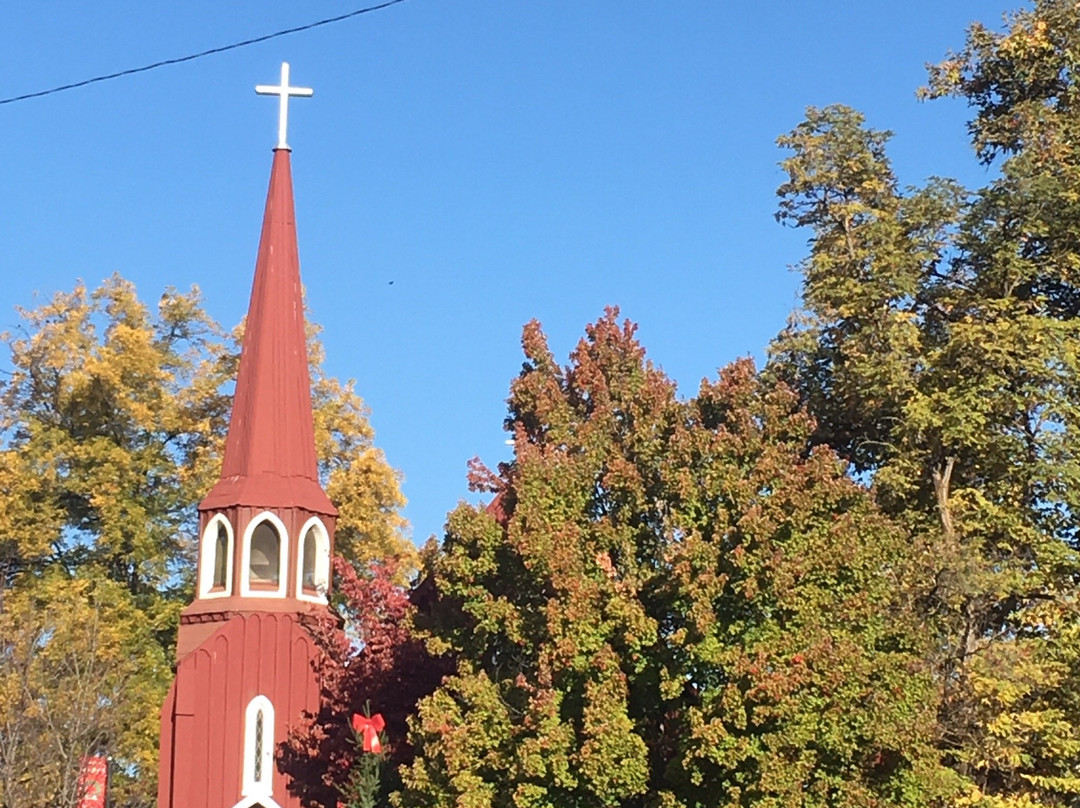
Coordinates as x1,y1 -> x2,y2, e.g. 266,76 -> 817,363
198,515 -> 233,598
302,533 -> 316,588
242,696 -> 274,798
249,523 -> 280,586
213,523 -> 229,589
241,513 -> 288,597
296,518 -> 330,602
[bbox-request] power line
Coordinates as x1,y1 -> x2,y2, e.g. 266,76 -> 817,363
0,0 -> 408,107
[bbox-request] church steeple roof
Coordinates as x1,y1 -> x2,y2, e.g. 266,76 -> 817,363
199,147 -> 336,515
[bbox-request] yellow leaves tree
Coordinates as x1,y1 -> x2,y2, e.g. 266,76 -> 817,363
0,274 -> 411,805
774,6 -> 1080,800
0,574 -> 167,808
0,276 -> 230,607
309,337 -> 411,572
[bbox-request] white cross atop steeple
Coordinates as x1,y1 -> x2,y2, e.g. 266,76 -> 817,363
255,62 -> 313,151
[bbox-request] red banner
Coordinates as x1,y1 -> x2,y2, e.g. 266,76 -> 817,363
77,756 -> 108,808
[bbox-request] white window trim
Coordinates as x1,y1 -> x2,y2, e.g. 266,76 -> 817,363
242,695 -> 275,799
230,797 -> 283,808
239,512 -> 289,598
295,517 -> 331,604
198,514 -> 234,599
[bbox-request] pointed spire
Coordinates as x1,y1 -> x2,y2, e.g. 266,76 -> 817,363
200,149 -> 336,515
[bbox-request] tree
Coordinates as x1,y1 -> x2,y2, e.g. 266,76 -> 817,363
278,557 -> 449,808
0,274 -> 412,804
0,277 -> 230,631
397,310 -> 941,808
0,574 -> 166,808
771,6 -> 1080,797
309,341 -> 412,575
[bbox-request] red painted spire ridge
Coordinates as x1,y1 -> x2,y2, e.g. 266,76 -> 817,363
200,149 -> 336,515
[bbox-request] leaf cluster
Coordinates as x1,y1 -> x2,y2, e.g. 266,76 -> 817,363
279,558 -> 450,808
771,5 -> 1080,802
398,311 -> 940,808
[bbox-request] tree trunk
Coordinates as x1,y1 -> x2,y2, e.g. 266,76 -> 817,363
931,456 -> 956,541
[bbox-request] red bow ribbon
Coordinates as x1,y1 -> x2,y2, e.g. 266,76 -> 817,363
351,712 -> 385,754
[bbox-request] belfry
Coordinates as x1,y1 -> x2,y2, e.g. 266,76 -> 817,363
157,63 -> 334,808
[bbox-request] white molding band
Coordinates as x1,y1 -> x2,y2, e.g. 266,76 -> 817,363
230,797 -> 283,808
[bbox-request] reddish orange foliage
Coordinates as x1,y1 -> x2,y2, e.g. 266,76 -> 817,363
277,558 -> 449,808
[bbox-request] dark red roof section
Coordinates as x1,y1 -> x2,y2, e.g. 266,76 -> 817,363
200,149 -> 336,515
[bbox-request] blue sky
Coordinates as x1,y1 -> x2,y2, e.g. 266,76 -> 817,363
1,1 -> 1011,544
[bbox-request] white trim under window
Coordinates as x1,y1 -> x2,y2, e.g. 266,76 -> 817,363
242,696 -> 275,799
239,512 -> 289,598
198,514 -> 234,599
229,797 -> 283,808
296,517 -> 330,604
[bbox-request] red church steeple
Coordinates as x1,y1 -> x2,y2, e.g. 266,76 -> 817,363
158,63 -> 333,808
200,147 -> 335,516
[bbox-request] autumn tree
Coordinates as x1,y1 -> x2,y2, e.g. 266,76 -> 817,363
278,557 -> 450,808
771,5 -> 1080,800
0,274 -> 412,805
0,574 -> 166,808
396,310 -> 941,808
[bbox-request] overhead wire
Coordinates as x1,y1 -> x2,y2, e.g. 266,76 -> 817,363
0,0 -> 408,107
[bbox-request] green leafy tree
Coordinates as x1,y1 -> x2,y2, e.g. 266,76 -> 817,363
400,310 -> 941,808
771,6 -> 1080,798
340,704 -> 389,808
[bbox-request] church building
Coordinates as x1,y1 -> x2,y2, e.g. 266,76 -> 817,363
157,64 -> 333,808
